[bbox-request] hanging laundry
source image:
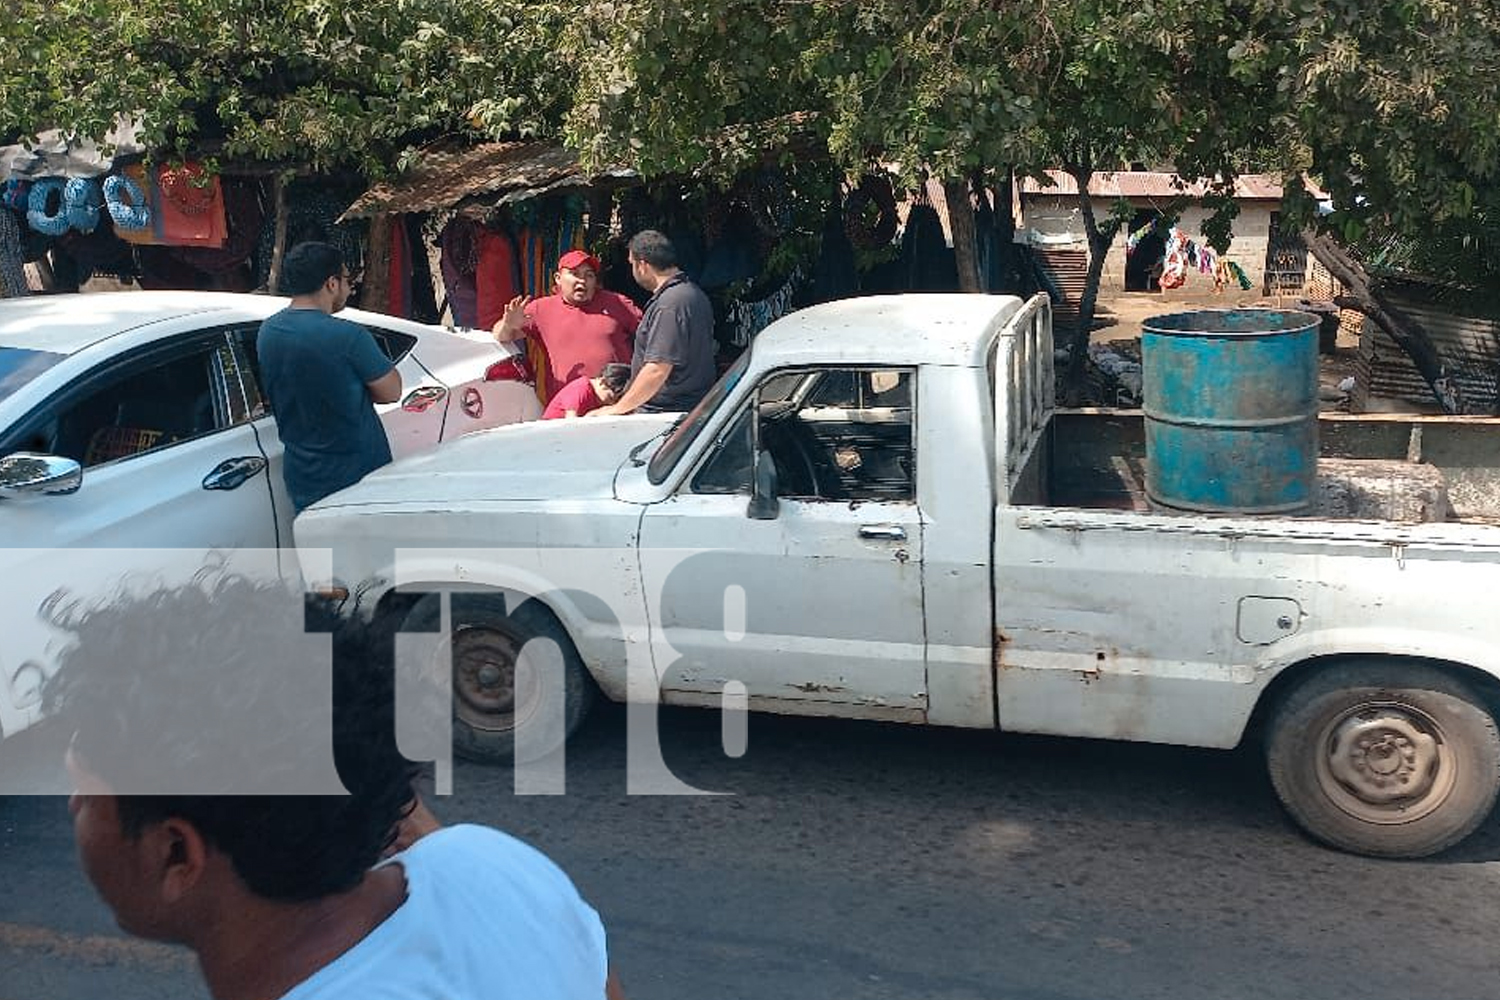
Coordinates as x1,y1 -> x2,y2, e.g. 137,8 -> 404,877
727,269 -> 801,348
1159,227 -> 1188,289
1226,260 -> 1252,290
1126,218 -> 1157,256
1198,245 -> 1217,275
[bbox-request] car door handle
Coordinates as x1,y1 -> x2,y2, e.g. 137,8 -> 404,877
859,524 -> 907,541
401,385 -> 448,412
202,456 -> 267,491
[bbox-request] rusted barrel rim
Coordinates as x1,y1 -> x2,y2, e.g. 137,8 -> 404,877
1143,308 -> 1321,337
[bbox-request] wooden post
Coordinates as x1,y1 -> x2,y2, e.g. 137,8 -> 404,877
266,175 -> 289,294
361,213 -> 392,314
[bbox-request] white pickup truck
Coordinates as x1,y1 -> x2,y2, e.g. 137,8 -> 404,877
296,293 -> 1500,858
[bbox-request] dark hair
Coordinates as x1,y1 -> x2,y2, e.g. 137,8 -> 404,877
627,230 -> 677,271
599,363 -> 631,393
278,241 -> 344,296
44,573 -> 419,902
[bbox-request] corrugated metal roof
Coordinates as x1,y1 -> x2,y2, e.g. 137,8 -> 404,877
341,141 -> 635,219
1353,290 -> 1500,414
1020,170 -> 1292,201
1031,248 -> 1089,336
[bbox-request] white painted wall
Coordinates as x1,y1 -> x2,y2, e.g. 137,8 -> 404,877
1020,196 -> 1302,293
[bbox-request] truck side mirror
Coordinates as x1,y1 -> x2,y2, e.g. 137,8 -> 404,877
747,448 -> 780,520
0,452 -> 82,499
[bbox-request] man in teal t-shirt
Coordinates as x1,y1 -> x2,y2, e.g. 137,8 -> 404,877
256,242 -> 402,512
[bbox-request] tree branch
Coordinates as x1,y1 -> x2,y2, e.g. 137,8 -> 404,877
1304,231 -> 1465,413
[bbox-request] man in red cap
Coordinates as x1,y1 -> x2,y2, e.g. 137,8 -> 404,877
491,249 -> 642,401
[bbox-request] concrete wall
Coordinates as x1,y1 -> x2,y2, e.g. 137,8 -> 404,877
1020,196 -> 1301,293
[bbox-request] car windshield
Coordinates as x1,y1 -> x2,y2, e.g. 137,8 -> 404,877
0,347 -> 67,405
647,350 -> 752,485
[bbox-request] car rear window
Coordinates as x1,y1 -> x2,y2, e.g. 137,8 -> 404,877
0,347 -> 67,404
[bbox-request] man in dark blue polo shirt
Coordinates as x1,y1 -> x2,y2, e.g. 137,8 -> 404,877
256,242 -> 402,512
592,230 -> 715,414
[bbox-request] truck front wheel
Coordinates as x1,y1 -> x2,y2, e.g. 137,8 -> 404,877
401,592 -> 594,765
1266,662 -> 1500,858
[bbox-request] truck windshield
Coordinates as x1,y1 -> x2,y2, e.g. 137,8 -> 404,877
647,350 -> 751,485
0,347 -> 66,405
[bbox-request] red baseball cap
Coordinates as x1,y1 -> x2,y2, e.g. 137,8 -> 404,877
557,249 -> 601,273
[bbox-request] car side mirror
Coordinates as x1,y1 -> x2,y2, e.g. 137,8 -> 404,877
0,452 -> 82,499
747,448 -> 780,520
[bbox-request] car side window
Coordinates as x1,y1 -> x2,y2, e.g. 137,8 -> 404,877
691,371 -> 803,495
692,406 -> 754,494
233,324 -> 412,419
364,326 -> 417,365
39,335 -> 242,468
691,368 -> 916,502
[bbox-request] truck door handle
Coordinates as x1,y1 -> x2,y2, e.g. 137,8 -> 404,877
202,456 -> 267,491
401,385 -> 448,412
859,524 -> 906,541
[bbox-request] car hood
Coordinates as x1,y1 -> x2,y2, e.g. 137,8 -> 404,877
308,414 -> 679,509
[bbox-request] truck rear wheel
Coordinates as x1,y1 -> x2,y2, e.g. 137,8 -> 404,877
401,592 -> 594,765
1266,662 -> 1500,858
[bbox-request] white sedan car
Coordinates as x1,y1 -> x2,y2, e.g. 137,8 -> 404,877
0,291 -> 539,742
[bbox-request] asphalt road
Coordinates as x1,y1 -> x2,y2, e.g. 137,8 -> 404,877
4,704 -> 1500,1000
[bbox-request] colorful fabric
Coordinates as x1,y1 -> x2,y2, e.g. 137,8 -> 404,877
171,179 -> 265,274
475,228 -> 521,332
439,217 -> 480,327
1126,219 -> 1157,256
63,177 -> 104,233
114,165 -> 161,245
726,268 -> 799,348
1227,260 -> 1253,290
154,164 -> 227,247
114,164 -> 227,248
526,336 -> 554,403
103,173 -> 150,231
387,215 -> 412,318
25,178 -> 70,236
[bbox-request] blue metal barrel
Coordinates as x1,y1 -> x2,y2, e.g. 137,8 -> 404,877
1141,309 -> 1320,514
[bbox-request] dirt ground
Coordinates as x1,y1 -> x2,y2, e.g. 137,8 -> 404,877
1089,287 -> 1364,411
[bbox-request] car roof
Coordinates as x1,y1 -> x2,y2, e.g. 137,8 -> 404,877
753,293 -> 1027,369
0,292 -> 286,356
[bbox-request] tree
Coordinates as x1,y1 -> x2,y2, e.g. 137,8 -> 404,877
563,1 -> 1292,364
563,1 -> 1053,290
0,0 -> 573,174
1271,0 -> 1500,412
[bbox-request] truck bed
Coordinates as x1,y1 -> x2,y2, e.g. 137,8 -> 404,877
1039,409 -> 1500,522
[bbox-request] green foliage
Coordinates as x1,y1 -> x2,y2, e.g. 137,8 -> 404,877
1279,0 -> 1500,232
3,0 -> 1495,296
563,1 -> 1053,180
1272,0 -> 1500,292
0,0 -> 574,174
